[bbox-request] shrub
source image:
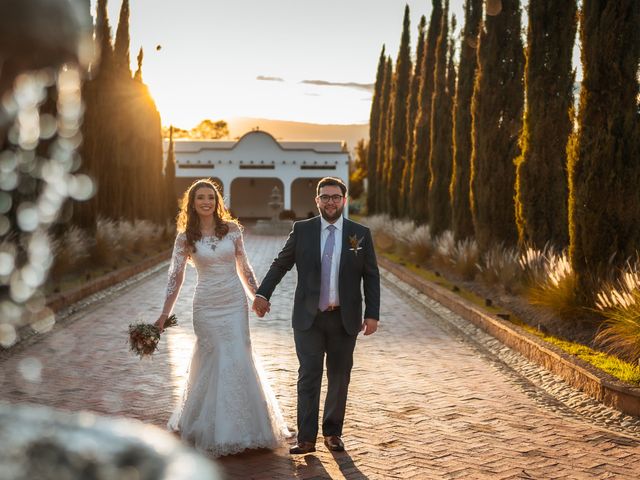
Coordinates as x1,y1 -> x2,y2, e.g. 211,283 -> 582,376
595,265 -> 640,364
407,224 -> 433,265
131,220 -> 156,253
519,245 -> 553,286
50,226 -> 91,281
389,219 -> 415,257
478,244 -> 522,293
526,252 -> 581,320
367,215 -> 395,253
432,231 -> 455,270
116,220 -> 139,252
365,214 -> 391,236
92,218 -> 123,267
450,238 -> 479,281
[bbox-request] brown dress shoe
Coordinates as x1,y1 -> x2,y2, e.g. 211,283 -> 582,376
323,436 -> 345,452
289,441 -> 316,454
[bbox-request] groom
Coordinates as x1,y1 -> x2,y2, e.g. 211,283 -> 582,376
253,176 -> 380,454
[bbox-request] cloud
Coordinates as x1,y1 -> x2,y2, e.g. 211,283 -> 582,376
301,79 -> 374,92
256,75 -> 285,82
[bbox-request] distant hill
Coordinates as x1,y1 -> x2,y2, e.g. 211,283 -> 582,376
226,117 -> 369,152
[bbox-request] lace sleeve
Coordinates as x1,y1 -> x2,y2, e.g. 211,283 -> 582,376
161,233 -> 189,316
232,226 -> 258,301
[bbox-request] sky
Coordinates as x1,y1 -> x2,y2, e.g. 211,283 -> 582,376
93,0 -> 468,128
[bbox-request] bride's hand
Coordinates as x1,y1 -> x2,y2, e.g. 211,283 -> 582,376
154,314 -> 168,332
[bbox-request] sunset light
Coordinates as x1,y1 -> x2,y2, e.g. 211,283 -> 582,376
93,0 -> 465,129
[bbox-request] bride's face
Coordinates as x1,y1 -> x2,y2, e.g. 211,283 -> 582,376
193,186 -> 217,221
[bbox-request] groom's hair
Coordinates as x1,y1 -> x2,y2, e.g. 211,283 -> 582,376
317,177 -> 347,196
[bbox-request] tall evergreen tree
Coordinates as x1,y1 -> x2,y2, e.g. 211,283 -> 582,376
515,0 -> 576,250
375,57 -> 393,213
409,0 -> 443,224
165,126 -> 178,219
77,3 -> 168,228
470,0 -> 524,251
94,0 -> 113,79
114,0 -> 131,78
385,5 -> 412,217
350,139 -> 369,199
366,45 -> 386,215
164,125 -> 178,218
450,0 -> 481,241
134,47 -> 144,82
400,15 -> 426,218
568,0 -> 640,300
428,5 -> 454,237
78,0 -> 118,227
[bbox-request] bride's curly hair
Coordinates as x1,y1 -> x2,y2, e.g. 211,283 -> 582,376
176,179 -> 237,252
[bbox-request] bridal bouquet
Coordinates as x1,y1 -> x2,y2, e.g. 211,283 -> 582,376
128,314 -> 178,359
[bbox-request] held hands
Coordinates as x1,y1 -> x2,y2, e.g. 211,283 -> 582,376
252,296 -> 271,318
361,318 -> 378,336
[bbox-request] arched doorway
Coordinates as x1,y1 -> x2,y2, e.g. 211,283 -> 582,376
291,177 -> 322,219
230,177 -> 284,219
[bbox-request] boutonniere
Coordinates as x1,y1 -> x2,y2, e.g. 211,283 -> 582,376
348,234 -> 364,256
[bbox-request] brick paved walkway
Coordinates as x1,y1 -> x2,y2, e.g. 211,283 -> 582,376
1,234 -> 640,479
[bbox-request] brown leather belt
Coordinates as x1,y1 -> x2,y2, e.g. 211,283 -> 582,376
323,305 -> 340,312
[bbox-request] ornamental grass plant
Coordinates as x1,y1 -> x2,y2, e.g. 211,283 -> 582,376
407,224 -> 434,264
50,226 -> 91,282
595,266 -> 640,364
477,244 -> 522,294
47,219 -> 173,293
525,251 -> 582,321
355,215 -> 640,382
389,219 -> 416,258
450,238 -> 479,281
93,218 -> 122,267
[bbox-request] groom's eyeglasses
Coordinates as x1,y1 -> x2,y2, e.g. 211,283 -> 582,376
318,194 -> 344,204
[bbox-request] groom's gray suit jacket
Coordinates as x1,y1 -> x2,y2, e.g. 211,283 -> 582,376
256,215 -> 380,335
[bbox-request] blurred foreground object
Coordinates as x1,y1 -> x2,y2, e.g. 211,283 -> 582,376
0,0 -> 92,98
0,403 -> 221,480
0,0 -> 95,347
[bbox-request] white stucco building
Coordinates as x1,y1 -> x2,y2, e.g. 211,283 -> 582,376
166,130 -> 350,219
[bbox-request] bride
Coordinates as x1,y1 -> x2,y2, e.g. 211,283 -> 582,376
155,178 -> 290,456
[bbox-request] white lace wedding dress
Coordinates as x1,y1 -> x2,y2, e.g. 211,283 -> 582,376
162,223 -> 290,456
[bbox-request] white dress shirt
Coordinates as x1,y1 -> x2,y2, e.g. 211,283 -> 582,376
320,215 -> 343,307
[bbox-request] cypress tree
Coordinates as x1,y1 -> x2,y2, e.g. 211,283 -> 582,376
114,0 -> 132,78
470,0 -> 524,251
428,5 -> 454,237
568,0 -> 640,300
165,127 -> 178,219
77,4 -> 168,227
134,47 -> 144,82
375,57 -> 393,213
514,0 -> 576,250
77,0 -> 118,227
95,0 -> 113,80
409,0 -> 443,224
450,0 -> 481,241
385,5 -> 412,217
366,45 -> 386,215
400,15 -> 426,218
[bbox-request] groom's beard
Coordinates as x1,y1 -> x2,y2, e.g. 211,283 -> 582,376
319,204 -> 344,222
